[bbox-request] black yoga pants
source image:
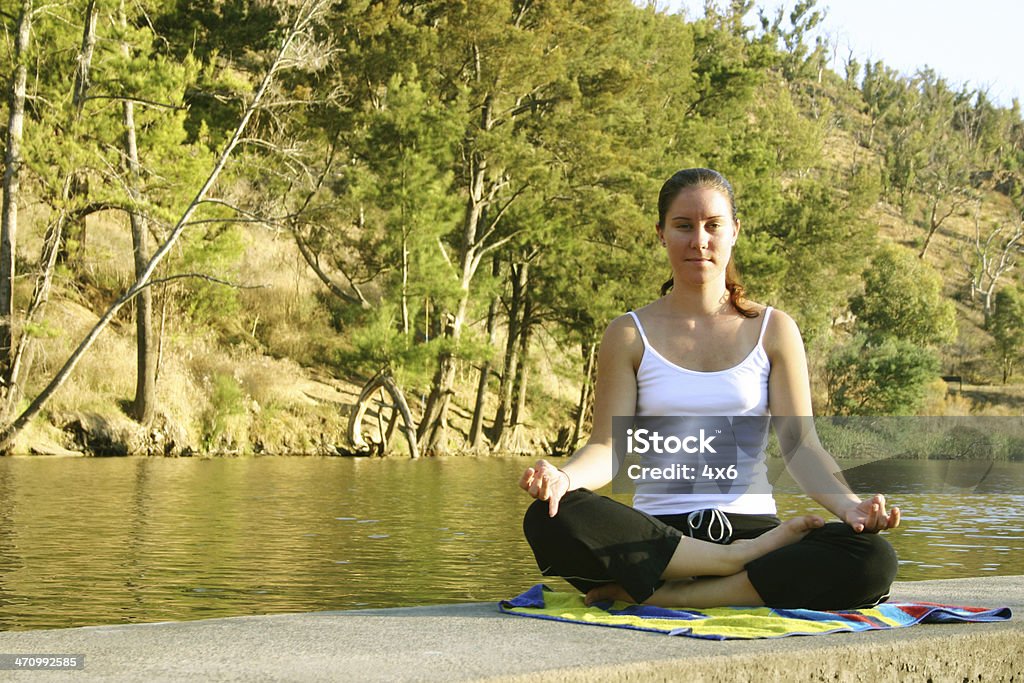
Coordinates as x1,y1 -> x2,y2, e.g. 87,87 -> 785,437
522,489 -> 899,610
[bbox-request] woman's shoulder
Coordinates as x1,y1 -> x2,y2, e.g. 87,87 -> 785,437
604,311 -> 644,342
743,301 -> 791,322
756,305 -> 804,357
758,304 -> 798,328
601,311 -> 648,370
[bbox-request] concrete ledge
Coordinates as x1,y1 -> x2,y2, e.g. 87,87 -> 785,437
0,576 -> 1020,682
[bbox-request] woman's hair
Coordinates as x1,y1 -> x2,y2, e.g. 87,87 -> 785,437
656,168 -> 757,318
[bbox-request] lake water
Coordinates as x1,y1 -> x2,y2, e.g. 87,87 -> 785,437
0,455 -> 1022,631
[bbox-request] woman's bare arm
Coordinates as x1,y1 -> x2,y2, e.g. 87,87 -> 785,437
519,314 -> 641,515
765,310 -> 900,532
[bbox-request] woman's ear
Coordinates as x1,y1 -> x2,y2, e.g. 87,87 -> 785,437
656,223 -> 665,246
732,219 -> 741,245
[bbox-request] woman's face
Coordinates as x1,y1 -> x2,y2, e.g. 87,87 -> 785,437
657,186 -> 739,287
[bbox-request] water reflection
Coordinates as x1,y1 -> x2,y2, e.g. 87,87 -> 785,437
0,456 -> 1021,631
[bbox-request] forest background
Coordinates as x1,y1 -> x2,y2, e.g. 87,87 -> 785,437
0,0 -> 1022,458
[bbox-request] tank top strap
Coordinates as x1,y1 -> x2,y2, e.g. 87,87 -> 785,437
626,310 -> 651,348
756,306 -> 773,347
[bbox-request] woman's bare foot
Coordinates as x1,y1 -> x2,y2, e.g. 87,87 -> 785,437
584,582 -> 635,606
733,514 -> 824,564
589,515 -> 827,602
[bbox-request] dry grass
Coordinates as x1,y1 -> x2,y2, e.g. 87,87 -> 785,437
236,228 -> 340,364
10,289 -> 354,455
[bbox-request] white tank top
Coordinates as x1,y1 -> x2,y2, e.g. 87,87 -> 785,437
625,308 -> 777,516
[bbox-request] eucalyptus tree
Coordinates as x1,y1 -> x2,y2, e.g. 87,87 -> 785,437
0,0 -> 34,416
0,0 -> 331,453
964,204 -> 1023,325
989,286 -> 1024,384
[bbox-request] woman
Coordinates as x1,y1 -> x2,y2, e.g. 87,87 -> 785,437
519,168 -> 899,610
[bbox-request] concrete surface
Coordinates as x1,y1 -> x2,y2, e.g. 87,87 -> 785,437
0,576 -> 1020,682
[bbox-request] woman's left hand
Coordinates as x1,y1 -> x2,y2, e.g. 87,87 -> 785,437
842,494 -> 900,533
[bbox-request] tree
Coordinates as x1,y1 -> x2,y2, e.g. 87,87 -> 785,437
988,286 -> 1024,384
858,61 -> 905,150
117,0 -> 156,423
346,69 -> 465,335
850,244 -> 957,347
877,69 -> 976,258
913,74 -> 977,259
409,0 -> 589,455
825,336 -> 940,415
964,203 -> 1022,324
489,256 -> 531,448
826,244 -> 955,416
0,0 -> 33,414
756,0 -> 827,85
0,0 -> 213,432
0,0 -> 109,417
739,167 -> 879,340
481,1 -> 683,450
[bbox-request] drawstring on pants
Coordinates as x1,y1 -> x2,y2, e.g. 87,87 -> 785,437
686,508 -> 733,543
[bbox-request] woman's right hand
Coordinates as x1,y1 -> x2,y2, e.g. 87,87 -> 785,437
519,459 -> 570,517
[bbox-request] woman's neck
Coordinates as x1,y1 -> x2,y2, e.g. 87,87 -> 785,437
661,281 -> 731,317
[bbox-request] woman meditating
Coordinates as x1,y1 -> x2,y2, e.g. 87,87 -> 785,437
518,168 -> 899,610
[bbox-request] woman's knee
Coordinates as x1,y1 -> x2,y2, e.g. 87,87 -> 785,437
743,523 -> 901,609
522,498 -> 554,540
522,490 -> 592,544
857,532 -> 899,586
831,526 -> 898,572
827,528 -> 899,606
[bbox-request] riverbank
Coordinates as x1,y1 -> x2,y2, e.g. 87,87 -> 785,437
0,576 -> 1019,681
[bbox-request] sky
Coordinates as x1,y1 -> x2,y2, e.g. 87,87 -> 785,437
658,0 -> 1023,108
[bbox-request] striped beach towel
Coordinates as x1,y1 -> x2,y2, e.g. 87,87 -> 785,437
499,584 -> 1012,640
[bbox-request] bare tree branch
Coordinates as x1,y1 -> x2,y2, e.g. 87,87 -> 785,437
293,228 -> 370,308
82,94 -> 185,110
473,230 -> 522,274
143,272 -> 268,291
965,200 -> 1023,322
436,236 -> 457,277
477,183 -> 527,246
